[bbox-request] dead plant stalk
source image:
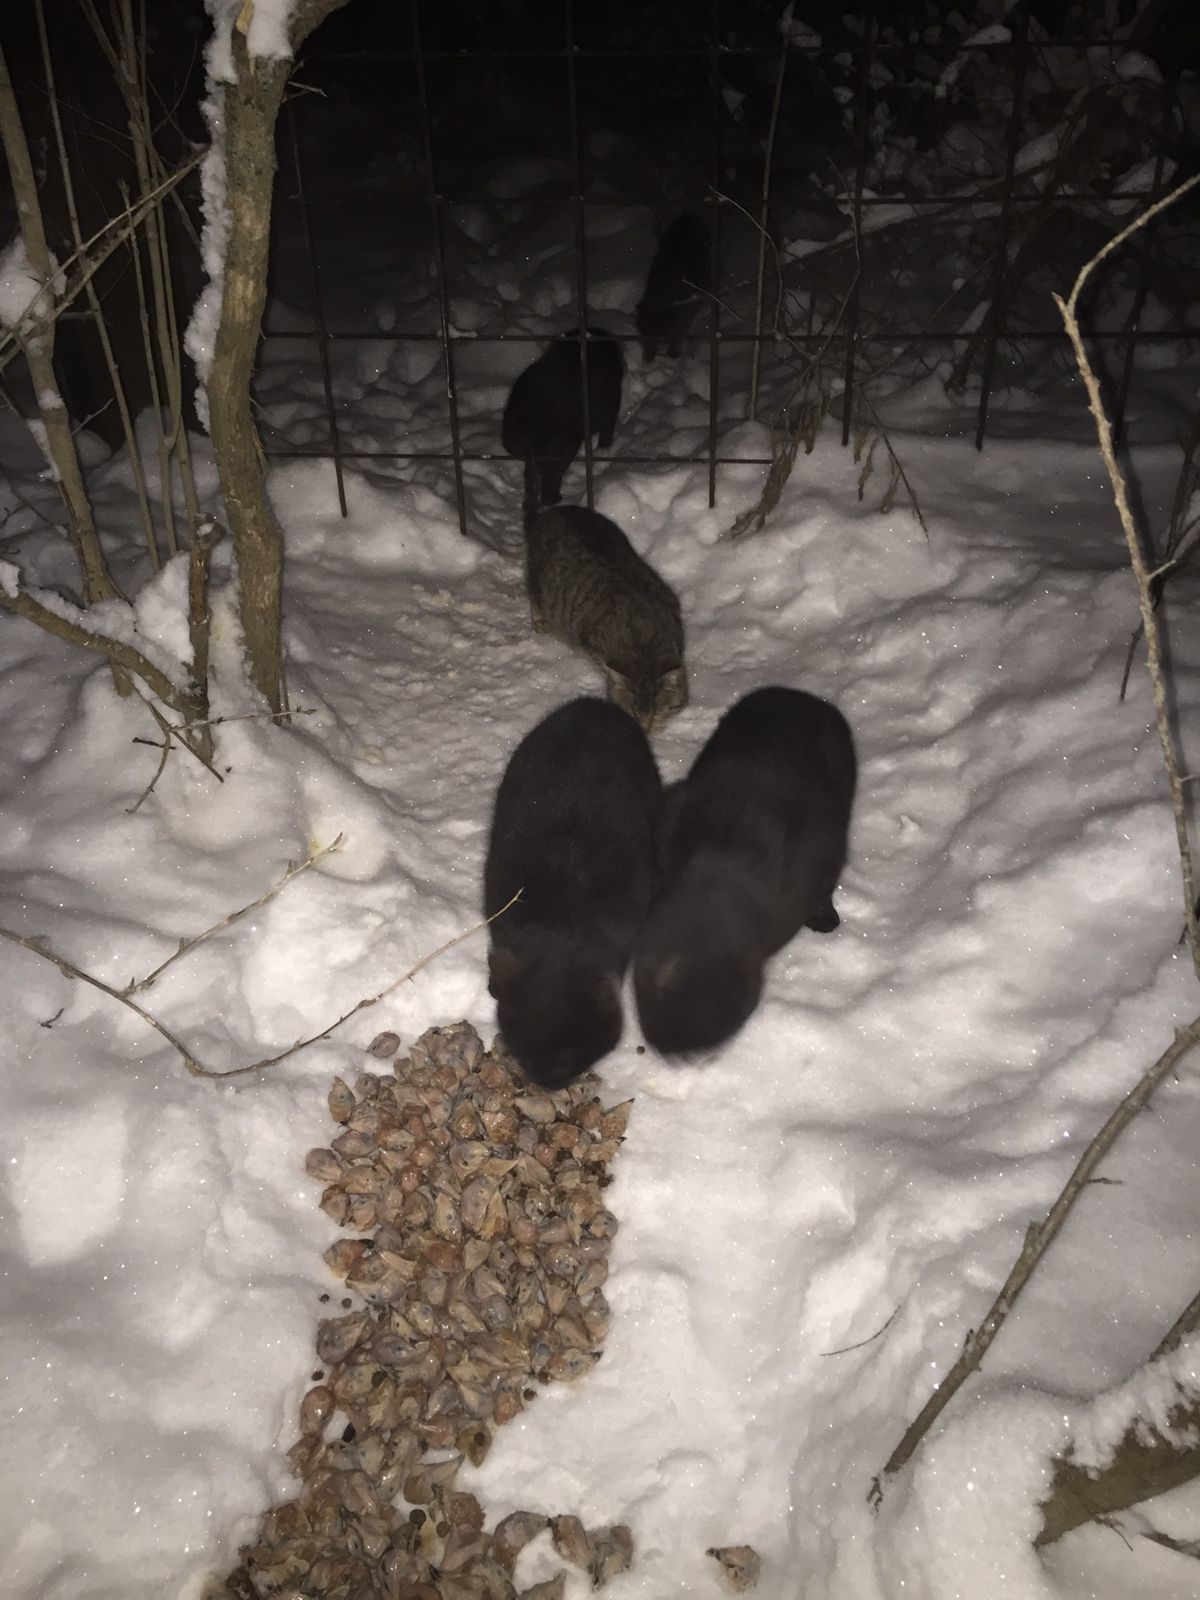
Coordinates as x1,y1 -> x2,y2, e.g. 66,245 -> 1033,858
872,173 -> 1200,1505
0,892 -> 520,1082
1053,170 -> 1200,972
871,1013 -> 1200,1501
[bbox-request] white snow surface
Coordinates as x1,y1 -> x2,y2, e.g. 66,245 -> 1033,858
2,190 -> 1200,1600
0,235 -> 41,331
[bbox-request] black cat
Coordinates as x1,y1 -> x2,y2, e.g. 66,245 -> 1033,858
501,328 -> 624,526
484,698 -> 662,1087
636,214 -> 712,362
634,688 -> 856,1055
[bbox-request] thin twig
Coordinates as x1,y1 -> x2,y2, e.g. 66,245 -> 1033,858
33,0 -> 160,574
130,684 -> 223,782
0,892 -> 520,1083
858,392 -> 931,539
125,833 -> 346,994
125,729 -> 171,816
870,1013 -> 1200,1504
1139,1529 -> 1200,1561
0,578 -> 191,713
1053,171 -> 1200,974
1148,1285 -> 1200,1363
225,890 -> 523,1080
0,926 -> 211,1076
749,44 -> 788,421
823,1304 -> 901,1357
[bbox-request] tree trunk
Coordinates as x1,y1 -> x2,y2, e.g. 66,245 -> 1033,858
205,1 -> 348,713
0,43 -> 121,609
1037,1389 -> 1200,1547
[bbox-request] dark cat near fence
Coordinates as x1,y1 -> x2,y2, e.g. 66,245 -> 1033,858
524,504 -> 688,734
483,697 -> 663,1088
502,328 -> 623,526
636,214 -> 712,362
634,687 -> 857,1055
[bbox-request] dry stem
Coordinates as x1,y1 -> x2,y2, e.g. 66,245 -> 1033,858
871,1013 -> 1200,1503
0,892 -> 519,1082
0,42 -> 122,613
1149,1286 -> 1200,1363
186,519 -> 222,763
0,926 -> 210,1076
125,833 -> 345,994
0,158 -> 200,379
748,46 -> 788,421
33,0 -> 159,573
1053,171 -> 1200,972
227,890 -> 523,1080
0,578 -> 193,717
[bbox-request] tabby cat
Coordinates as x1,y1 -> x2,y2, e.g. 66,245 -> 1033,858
524,504 -> 688,734
634,687 -> 857,1055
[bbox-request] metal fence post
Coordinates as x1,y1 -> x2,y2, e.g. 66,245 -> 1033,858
707,0 -> 723,508
841,5 -> 874,448
565,0 -> 595,507
287,99 -> 348,517
973,1 -> 1030,452
413,3 -> 469,536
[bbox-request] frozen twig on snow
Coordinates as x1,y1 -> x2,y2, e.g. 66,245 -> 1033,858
871,1013 -> 1200,1504
1,890 -> 520,1083
225,890 -> 523,1080
1149,1284 -> 1200,1363
0,926 -> 211,1077
1053,172 -> 1200,974
124,833 -> 345,994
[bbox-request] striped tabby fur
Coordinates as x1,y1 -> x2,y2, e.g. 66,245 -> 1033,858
524,505 -> 688,734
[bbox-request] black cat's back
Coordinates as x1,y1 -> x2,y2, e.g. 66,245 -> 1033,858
501,329 -> 624,523
635,687 -> 856,1055
677,688 -> 856,942
484,697 -> 662,1087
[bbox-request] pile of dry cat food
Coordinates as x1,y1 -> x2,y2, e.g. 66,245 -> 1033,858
218,1021 -> 635,1600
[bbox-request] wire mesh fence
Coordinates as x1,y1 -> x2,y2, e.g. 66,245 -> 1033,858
261,0 -> 1200,535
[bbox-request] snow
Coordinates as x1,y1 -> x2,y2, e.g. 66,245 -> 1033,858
3,165 -> 1200,1600
0,235 -> 41,331
1069,1334 -> 1200,1475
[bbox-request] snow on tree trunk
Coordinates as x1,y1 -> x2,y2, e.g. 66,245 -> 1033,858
191,0 -> 349,715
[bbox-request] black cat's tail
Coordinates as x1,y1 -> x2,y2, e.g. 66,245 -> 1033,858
522,458 -> 542,532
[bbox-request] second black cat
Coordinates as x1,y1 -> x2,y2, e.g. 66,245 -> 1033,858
634,687 -> 857,1055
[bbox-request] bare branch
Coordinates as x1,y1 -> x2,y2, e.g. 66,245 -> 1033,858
126,834 -> 346,994
0,925 -> 211,1076
1053,172 -> 1200,973
224,890 -> 523,1080
0,891 -> 518,1085
1149,1286 -> 1200,1363
0,577 -> 191,713
1037,1385 -> 1200,1547
0,42 -> 122,611
871,1014 -> 1200,1503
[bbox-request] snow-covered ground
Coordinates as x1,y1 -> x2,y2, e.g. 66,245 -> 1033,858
1,181 -> 1199,1600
